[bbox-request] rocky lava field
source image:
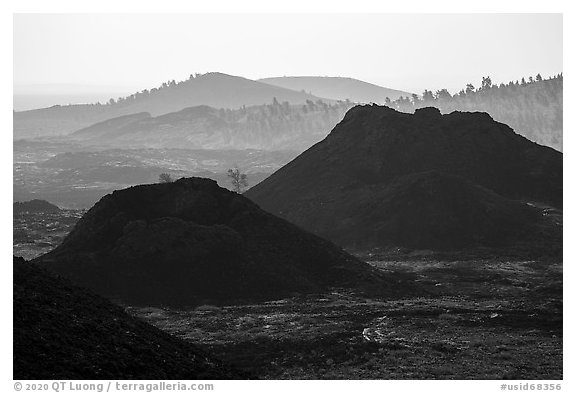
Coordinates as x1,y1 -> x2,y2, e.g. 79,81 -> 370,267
13,104 -> 563,379
13,208 -> 85,260
13,196 -> 562,380
126,251 -> 562,379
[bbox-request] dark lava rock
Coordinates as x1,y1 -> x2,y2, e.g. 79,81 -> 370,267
36,177 -> 392,305
13,256 -> 243,380
286,170 -> 540,250
14,199 -> 60,214
245,105 -> 562,250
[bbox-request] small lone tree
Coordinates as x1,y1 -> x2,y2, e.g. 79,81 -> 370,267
158,173 -> 174,183
227,167 -> 248,193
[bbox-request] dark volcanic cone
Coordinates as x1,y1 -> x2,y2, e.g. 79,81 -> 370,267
245,105 -> 562,251
36,177 -> 393,305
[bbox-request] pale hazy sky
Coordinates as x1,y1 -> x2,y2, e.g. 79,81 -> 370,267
14,13 -> 562,95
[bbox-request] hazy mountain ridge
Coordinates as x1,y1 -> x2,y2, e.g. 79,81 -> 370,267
15,72 -> 561,152
388,74 -> 563,151
69,100 -> 354,151
14,72 -> 329,139
259,76 -> 411,103
246,105 -> 562,251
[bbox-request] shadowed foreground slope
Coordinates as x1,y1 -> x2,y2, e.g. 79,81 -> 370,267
36,177 -> 398,305
13,256 -> 243,379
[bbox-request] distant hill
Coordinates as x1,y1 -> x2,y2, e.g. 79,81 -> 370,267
69,100 -> 354,151
36,177 -> 399,305
387,74 -> 563,151
246,105 -> 562,251
14,72 -> 329,139
13,256 -> 242,379
260,76 -> 411,104
13,199 -> 60,214
70,112 -> 152,140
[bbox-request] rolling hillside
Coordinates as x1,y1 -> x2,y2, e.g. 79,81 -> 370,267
69,100 -> 353,151
260,76 -> 411,103
14,72 -> 329,138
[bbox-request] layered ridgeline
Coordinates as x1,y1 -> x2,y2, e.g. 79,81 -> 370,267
259,76 -> 411,104
69,100 -> 353,151
245,105 -> 562,251
387,75 -> 563,151
14,72 -> 328,138
14,256 -> 242,379
36,177 -> 396,305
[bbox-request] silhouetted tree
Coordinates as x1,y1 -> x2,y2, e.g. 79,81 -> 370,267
481,76 -> 492,90
158,173 -> 174,183
227,167 -> 248,193
422,90 -> 435,103
435,89 -> 451,100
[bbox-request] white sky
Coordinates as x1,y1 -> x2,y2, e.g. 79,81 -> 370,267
14,13 -> 562,95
